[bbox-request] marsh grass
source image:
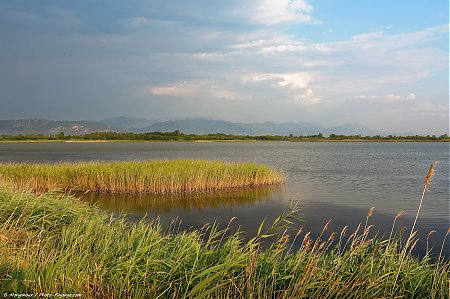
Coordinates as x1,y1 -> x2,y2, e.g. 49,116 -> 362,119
0,188 -> 448,298
0,160 -> 284,194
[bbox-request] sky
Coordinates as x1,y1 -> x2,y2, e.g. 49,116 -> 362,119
0,0 -> 448,134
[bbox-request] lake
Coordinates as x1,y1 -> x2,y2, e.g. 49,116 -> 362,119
1,141 -> 448,257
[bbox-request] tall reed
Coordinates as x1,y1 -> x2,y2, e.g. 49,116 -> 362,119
0,160 -> 284,194
392,161 -> 440,294
0,188 -> 448,298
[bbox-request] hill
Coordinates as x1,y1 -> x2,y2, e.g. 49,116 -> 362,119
99,116 -> 154,129
0,119 -> 114,135
140,118 -> 380,136
0,118 -> 381,136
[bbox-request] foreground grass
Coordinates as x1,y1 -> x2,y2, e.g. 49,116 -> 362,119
0,160 -> 284,194
0,188 -> 448,298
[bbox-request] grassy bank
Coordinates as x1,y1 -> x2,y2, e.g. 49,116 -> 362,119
0,188 -> 448,298
0,160 -> 284,194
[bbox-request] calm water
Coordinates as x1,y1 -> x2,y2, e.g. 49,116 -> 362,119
1,141 -> 449,256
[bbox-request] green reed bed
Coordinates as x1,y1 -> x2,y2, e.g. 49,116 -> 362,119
0,160 -> 284,194
0,188 -> 448,298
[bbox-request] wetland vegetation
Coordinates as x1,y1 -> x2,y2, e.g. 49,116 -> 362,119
0,160 -> 284,195
0,147 -> 448,298
0,188 -> 448,298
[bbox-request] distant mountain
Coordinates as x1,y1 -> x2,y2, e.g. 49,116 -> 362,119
139,118 -> 380,136
325,124 -> 380,136
140,119 -> 249,135
100,116 -> 154,129
0,119 -> 114,135
0,118 -> 382,136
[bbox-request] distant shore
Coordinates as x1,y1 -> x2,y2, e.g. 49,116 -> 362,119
1,131 -> 449,143
0,139 -> 448,143
0,139 -> 449,143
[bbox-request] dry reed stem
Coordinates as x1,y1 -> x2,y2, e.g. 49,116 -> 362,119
438,228 -> 450,263
408,161 -> 438,246
388,211 -> 406,247
393,161 -> 439,294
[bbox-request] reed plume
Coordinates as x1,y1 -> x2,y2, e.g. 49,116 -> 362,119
408,161 -> 438,244
393,161 -> 439,293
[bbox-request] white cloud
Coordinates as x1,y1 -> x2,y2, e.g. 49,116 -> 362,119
383,100 -> 449,119
192,52 -> 228,61
351,93 -> 448,119
144,80 -> 249,101
292,89 -> 322,105
354,93 -> 417,102
409,101 -> 448,113
243,72 -> 314,90
230,34 -> 333,55
126,17 -> 151,27
243,72 -> 324,105
146,82 -> 197,97
260,43 -> 307,53
250,0 -> 318,25
391,93 -> 416,100
230,39 -> 266,49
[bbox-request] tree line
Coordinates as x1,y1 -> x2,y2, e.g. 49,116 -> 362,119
0,131 -> 449,142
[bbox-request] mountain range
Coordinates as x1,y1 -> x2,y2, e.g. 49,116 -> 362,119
0,119 -> 114,135
0,117 -> 381,136
134,118 -> 380,136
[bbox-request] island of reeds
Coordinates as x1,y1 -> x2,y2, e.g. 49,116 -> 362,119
0,160 -> 284,194
0,188 -> 448,298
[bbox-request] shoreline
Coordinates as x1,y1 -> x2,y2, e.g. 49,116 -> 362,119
0,139 -> 448,143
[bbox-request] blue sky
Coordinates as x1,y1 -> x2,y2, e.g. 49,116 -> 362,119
0,0 -> 448,134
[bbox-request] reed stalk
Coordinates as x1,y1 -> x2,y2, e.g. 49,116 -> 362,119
392,161 -> 439,295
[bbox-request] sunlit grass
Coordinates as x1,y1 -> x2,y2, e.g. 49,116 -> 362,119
0,188 -> 448,298
0,160 -> 284,194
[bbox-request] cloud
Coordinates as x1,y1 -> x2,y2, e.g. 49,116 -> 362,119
353,24 -> 448,48
242,72 -> 323,105
144,80 -> 249,101
354,93 -> 417,103
192,52 -> 229,61
243,72 -> 314,90
0,1 -> 447,134
408,101 -> 448,113
224,25 -> 447,106
350,93 -> 448,119
146,82 -> 197,97
124,17 -> 151,28
230,33 -> 333,55
291,89 -> 322,105
250,0 -> 318,25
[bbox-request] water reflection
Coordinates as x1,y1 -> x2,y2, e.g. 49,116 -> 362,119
79,189 -> 448,260
78,186 -> 280,214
